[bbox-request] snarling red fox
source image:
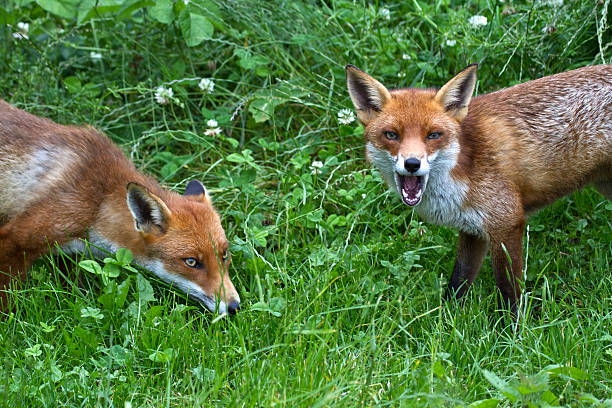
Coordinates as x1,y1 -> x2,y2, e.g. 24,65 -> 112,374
0,100 -> 240,314
346,64 -> 611,315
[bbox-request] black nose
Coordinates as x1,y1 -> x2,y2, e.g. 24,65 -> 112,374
227,300 -> 240,315
404,157 -> 421,173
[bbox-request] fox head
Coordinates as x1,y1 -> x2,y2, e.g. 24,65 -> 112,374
125,180 -> 240,315
345,64 -> 478,206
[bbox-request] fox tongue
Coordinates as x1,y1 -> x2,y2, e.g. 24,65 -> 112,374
400,175 -> 422,206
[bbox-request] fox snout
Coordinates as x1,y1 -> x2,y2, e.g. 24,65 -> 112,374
392,154 -> 431,207
227,299 -> 240,314
404,157 -> 421,173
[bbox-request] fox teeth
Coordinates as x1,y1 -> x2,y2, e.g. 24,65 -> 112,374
401,188 -> 423,199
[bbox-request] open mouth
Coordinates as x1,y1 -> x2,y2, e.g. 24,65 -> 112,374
397,174 -> 424,206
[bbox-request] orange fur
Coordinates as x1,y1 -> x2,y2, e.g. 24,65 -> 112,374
346,64 -> 612,317
0,100 -> 240,314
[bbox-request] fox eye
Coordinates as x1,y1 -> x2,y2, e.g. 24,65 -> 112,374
427,132 -> 442,140
383,131 -> 399,140
184,257 -> 202,268
222,249 -> 229,262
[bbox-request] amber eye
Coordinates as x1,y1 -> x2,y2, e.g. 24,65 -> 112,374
427,132 -> 442,140
222,249 -> 229,262
384,131 -> 399,140
184,257 -> 201,268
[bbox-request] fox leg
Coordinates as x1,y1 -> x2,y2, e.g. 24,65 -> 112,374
0,224 -> 37,310
594,180 -> 612,200
446,232 -> 488,300
489,218 -> 526,317
0,207 -> 82,310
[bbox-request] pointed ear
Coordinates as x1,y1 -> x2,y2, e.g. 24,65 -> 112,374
183,179 -> 208,201
435,64 -> 478,121
126,183 -> 171,234
345,64 -> 392,125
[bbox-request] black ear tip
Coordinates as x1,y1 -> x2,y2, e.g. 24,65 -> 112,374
126,182 -> 145,193
346,64 -> 361,74
465,63 -> 479,71
184,179 -> 206,196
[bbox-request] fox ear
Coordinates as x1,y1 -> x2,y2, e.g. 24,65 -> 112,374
126,183 -> 171,234
183,179 -> 209,201
435,64 -> 478,121
346,65 -> 392,125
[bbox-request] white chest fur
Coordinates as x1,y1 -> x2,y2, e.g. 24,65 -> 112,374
366,141 -> 486,237
57,229 -> 119,258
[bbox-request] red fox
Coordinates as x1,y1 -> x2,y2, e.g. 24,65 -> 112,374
0,100 -> 240,314
346,64 -> 612,315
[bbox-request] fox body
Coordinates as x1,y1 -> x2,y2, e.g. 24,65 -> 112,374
0,100 -> 240,314
346,64 -> 612,313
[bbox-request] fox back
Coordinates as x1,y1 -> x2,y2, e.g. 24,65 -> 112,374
0,100 -> 240,314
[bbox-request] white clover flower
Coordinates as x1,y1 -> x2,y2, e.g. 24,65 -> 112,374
90,52 -> 102,60
402,53 -> 411,60
198,78 -> 215,94
469,15 -> 488,28
338,108 -> 356,125
310,160 -> 323,175
445,39 -> 457,47
154,86 -> 173,105
379,8 -> 390,21
205,119 -> 222,136
543,0 -> 563,6
205,128 -> 222,136
13,22 -> 29,39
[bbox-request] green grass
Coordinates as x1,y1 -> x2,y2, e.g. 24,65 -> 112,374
1,0 -> 611,406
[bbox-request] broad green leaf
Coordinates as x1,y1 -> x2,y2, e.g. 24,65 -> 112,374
540,390 -> 560,405
74,326 -> 97,349
432,360 -> 446,378
115,248 -> 133,265
179,10 -> 213,47
251,301 -> 281,317
36,0 -> 79,19
468,399 -> 500,408
76,0 -> 95,24
149,0 -> 174,24
248,97 -> 286,123
25,344 -> 42,358
80,306 -> 104,320
50,363 -> 63,382
103,263 -> 122,278
226,153 -> 246,164
482,370 -> 519,402
63,76 -> 81,94
117,0 -> 153,21
136,273 -> 156,304
193,365 -> 216,382
148,348 -> 175,363
161,161 -> 179,178
116,277 -> 131,308
109,345 -> 128,365
544,365 -> 589,381
79,259 -> 102,275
